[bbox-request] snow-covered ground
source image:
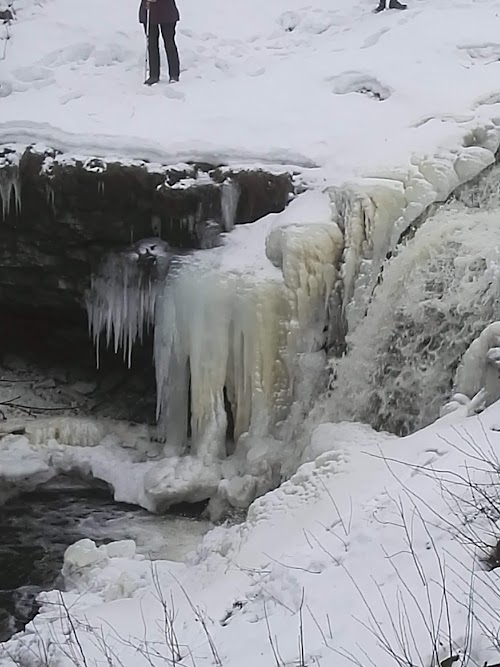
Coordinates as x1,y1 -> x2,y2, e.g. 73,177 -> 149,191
2,0 -> 500,179
3,405 -> 500,666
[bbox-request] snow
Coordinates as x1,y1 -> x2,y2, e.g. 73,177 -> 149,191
0,0 -> 500,180
4,404 -> 500,666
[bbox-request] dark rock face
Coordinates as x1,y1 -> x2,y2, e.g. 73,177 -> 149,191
0,145 -> 293,322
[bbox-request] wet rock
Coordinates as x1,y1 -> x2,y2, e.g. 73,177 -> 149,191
0,607 -> 15,642
70,381 -> 97,395
12,585 -> 41,625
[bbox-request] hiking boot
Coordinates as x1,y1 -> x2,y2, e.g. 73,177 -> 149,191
389,0 -> 407,8
144,76 -> 160,86
373,1 -> 386,12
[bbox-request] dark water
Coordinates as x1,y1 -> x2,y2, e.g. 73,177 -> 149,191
0,479 -> 210,641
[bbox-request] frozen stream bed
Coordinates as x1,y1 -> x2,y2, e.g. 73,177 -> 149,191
0,477 -> 211,642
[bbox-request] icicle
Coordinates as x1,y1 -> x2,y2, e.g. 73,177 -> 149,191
220,180 -> 241,232
0,164 -> 20,220
46,184 -> 55,211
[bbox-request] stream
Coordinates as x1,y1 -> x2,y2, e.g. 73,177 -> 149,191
0,477 -> 211,641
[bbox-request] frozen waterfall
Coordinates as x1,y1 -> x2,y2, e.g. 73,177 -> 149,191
325,174 -> 500,435
81,146 -> 500,511
85,193 -> 343,504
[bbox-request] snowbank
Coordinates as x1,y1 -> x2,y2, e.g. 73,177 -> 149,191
2,0 -> 500,182
4,404 -> 500,666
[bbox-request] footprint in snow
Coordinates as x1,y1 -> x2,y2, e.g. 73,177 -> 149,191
163,86 -> 185,100
409,452 -> 446,478
59,91 -> 84,105
0,81 -> 12,98
361,26 -> 390,48
40,43 -> 95,68
328,71 -> 391,101
475,92 -> 500,107
246,66 -> 266,77
12,66 -> 53,84
141,81 -> 185,100
424,446 -> 448,457
459,43 -> 500,66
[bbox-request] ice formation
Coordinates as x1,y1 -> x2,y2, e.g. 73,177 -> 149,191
325,202 -> 500,434
454,321 -> 500,407
85,193 -> 343,506
153,193 -> 343,464
333,139 -> 499,330
86,238 -> 173,367
220,179 -> 241,232
79,147 -> 500,506
0,158 -> 21,219
154,263 -> 290,457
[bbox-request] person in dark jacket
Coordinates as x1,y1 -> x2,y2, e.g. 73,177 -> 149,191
374,0 -> 407,11
139,0 -> 180,85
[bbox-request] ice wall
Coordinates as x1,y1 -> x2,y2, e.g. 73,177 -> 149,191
325,202 -> 500,434
333,133 -> 500,331
155,192 -> 343,462
309,126 -> 500,434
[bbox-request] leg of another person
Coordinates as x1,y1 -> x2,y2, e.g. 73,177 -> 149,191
160,23 -> 180,81
147,22 -> 161,81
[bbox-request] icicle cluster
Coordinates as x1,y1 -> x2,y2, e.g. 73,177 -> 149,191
86,238 -> 173,367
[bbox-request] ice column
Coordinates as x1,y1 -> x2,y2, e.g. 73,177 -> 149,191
220,180 -> 241,232
0,162 -> 21,219
154,260 -> 290,459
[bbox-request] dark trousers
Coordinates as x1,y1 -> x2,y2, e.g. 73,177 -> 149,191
146,22 -> 180,80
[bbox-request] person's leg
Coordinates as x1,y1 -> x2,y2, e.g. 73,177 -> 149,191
375,0 -> 406,11
146,22 -> 161,83
160,23 -> 180,81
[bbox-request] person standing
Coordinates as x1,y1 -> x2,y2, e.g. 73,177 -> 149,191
139,0 -> 180,85
374,0 -> 407,12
